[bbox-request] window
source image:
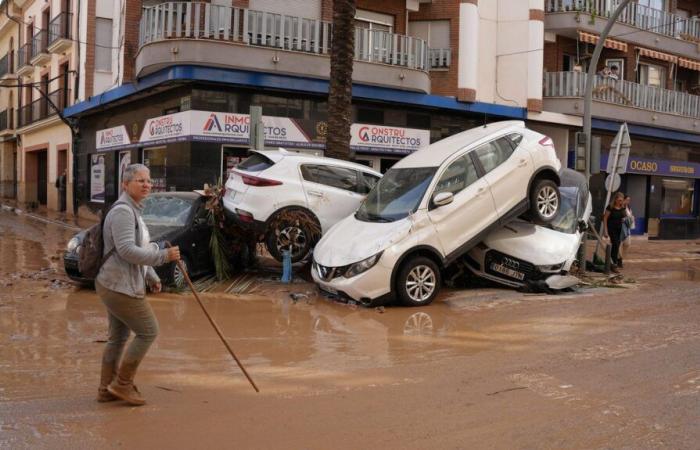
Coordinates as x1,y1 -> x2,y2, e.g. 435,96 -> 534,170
355,9 -> 393,32
408,20 -> 449,49
637,0 -> 665,11
661,178 -> 695,216
356,107 -> 384,125
435,155 -> 478,196
95,18 -> 112,71
474,137 -> 515,174
507,133 -> 523,148
301,164 -> 358,192
238,153 -> 275,172
638,63 -> 665,88
357,172 -> 380,194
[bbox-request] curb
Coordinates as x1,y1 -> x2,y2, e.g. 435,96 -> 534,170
0,202 -> 81,231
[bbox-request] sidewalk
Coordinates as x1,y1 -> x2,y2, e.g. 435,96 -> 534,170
0,199 -> 95,231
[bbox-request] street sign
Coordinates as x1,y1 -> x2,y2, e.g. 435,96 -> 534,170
607,123 -> 631,174
605,173 -> 621,192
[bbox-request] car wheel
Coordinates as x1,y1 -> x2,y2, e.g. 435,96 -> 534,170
529,179 -> 560,224
396,256 -> 441,307
169,256 -> 190,289
266,210 -> 318,263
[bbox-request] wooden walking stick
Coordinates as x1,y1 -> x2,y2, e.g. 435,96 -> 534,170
168,244 -> 260,393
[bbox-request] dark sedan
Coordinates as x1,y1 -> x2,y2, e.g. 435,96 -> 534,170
64,192 -> 214,288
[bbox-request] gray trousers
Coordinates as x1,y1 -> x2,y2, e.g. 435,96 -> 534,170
95,280 -> 159,375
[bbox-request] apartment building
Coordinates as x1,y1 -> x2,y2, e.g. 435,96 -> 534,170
0,1 -> 20,200
540,0 -> 700,238
64,0 -> 545,215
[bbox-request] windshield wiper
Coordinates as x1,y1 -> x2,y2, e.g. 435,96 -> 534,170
356,211 -> 394,223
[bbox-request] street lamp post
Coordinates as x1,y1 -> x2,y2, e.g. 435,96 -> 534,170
582,0 -> 632,179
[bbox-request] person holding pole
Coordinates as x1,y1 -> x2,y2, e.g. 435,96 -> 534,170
603,192 -> 626,273
95,163 -> 180,406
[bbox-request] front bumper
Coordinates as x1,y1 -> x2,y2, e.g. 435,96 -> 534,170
311,260 -> 393,305
63,254 -> 93,284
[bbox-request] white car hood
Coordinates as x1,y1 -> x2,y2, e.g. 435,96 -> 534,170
314,215 -> 412,267
483,221 -> 579,266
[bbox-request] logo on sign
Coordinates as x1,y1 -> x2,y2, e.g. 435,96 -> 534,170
358,126 -> 371,142
99,130 -> 124,146
204,113 -> 223,132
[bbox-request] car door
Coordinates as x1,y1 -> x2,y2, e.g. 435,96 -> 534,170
299,164 -> 367,231
190,199 -> 213,273
473,134 -> 533,218
428,153 -> 497,258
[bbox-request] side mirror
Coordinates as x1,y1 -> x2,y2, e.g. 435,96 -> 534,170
432,192 -> 454,208
578,219 -> 588,232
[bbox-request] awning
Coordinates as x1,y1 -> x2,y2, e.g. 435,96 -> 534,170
678,57 -> 700,71
638,47 -> 678,63
578,31 -> 628,52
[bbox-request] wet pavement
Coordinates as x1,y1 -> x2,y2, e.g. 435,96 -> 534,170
1,209 -> 699,449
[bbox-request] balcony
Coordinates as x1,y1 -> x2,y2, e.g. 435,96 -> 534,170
545,0 -> 700,60
48,12 -> 73,54
543,71 -> 700,132
0,51 -> 14,85
137,2 -> 431,93
428,48 -> 450,70
17,88 -> 70,128
0,108 -> 14,135
30,30 -> 50,66
16,43 -> 32,77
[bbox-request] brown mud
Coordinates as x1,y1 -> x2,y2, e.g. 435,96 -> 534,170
1,211 -> 699,449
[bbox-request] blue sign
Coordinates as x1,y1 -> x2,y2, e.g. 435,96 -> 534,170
600,154 -> 700,179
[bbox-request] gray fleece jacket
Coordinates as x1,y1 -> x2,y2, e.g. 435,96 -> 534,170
96,192 -> 169,298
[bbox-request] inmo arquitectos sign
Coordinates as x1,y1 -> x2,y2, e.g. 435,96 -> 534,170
96,125 -> 132,151
193,111 -> 313,147
350,123 -> 429,155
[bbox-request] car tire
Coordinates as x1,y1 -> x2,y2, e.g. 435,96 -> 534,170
265,210 -> 319,263
168,255 -> 190,289
396,256 -> 441,307
529,178 -> 560,225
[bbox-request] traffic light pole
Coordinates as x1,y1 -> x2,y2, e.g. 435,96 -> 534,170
582,0 -> 631,179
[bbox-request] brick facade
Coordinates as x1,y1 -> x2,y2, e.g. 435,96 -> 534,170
85,0 -> 95,98
122,0 -> 143,83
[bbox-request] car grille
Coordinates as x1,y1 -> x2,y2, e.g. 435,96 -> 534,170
63,257 -> 82,277
484,250 -> 543,282
314,262 -> 348,281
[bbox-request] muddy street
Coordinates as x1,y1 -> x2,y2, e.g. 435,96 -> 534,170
1,209 -> 699,449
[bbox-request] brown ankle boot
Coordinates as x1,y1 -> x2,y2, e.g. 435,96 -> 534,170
107,361 -> 146,406
97,362 -> 118,403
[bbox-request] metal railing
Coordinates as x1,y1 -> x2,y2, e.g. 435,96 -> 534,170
545,0 -> 700,41
17,88 -> 70,128
139,2 -> 430,71
49,12 -> 73,45
0,51 -> 13,77
17,43 -> 31,69
543,71 -> 700,118
31,30 -> 48,59
428,48 -> 451,69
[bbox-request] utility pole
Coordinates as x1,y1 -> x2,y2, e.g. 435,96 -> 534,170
582,0 -> 632,179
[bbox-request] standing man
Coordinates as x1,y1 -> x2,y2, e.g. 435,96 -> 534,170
55,169 -> 67,214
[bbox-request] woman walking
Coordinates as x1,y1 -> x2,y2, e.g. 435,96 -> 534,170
619,195 -> 635,267
96,164 -> 180,406
603,192 -> 626,273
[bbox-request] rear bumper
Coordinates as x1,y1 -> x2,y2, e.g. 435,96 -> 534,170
223,207 -> 266,235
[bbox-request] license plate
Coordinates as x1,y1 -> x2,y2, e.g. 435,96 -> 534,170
490,263 -> 525,280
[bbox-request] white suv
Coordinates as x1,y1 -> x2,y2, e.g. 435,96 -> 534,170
223,149 -> 382,262
312,121 -> 562,306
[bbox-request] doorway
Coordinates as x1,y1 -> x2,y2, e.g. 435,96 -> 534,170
221,146 -> 248,181
37,150 -> 47,205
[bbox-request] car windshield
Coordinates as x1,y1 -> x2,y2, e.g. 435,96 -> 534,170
142,196 -> 195,227
549,187 -> 580,234
356,167 -> 437,222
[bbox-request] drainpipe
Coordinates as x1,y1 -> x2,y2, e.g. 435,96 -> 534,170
582,0 -> 632,180
457,0 -> 478,103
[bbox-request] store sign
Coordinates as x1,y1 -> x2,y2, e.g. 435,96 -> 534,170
190,111 -> 313,147
601,154 -> 700,178
90,154 -> 105,203
140,111 -> 191,145
96,125 -> 132,151
350,123 -> 429,155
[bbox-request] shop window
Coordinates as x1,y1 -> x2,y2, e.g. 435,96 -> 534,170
661,178 -> 695,216
356,107 -> 384,125
143,147 -> 167,193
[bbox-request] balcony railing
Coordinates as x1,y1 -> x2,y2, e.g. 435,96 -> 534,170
545,0 -> 700,41
17,88 -> 70,128
17,43 -> 31,69
139,2 -> 430,71
49,12 -> 73,45
31,30 -> 48,59
0,51 -> 13,77
428,48 -> 451,69
544,71 -> 700,118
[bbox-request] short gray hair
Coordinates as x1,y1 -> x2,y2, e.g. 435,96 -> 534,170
122,163 -> 150,183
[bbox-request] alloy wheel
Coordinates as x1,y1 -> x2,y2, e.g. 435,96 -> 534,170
405,265 -> 437,303
173,258 -> 187,288
536,185 -> 559,219
276,226 -> 307,259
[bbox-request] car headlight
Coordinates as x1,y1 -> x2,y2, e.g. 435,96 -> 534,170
537,262 -> 564,273
66,237 -> 80,253
344,251 -> 383,278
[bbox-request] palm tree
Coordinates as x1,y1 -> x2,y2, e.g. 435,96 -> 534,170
325,0 -> 356,161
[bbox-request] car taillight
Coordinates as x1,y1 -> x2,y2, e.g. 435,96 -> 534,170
236,171 -> 282,187
236,209 -> 254,223
538,136 -> 555,149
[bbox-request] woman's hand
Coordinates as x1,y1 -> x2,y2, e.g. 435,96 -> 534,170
149,281 -> 162,293
166,246 -> 181,262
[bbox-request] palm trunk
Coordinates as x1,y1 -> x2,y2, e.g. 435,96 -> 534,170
326,0 -> 356,161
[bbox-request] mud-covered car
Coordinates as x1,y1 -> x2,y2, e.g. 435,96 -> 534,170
465,169 -> 591,289
64,192 -> 214,288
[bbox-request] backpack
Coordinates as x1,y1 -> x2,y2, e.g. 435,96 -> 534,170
78,202 -> 138,279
